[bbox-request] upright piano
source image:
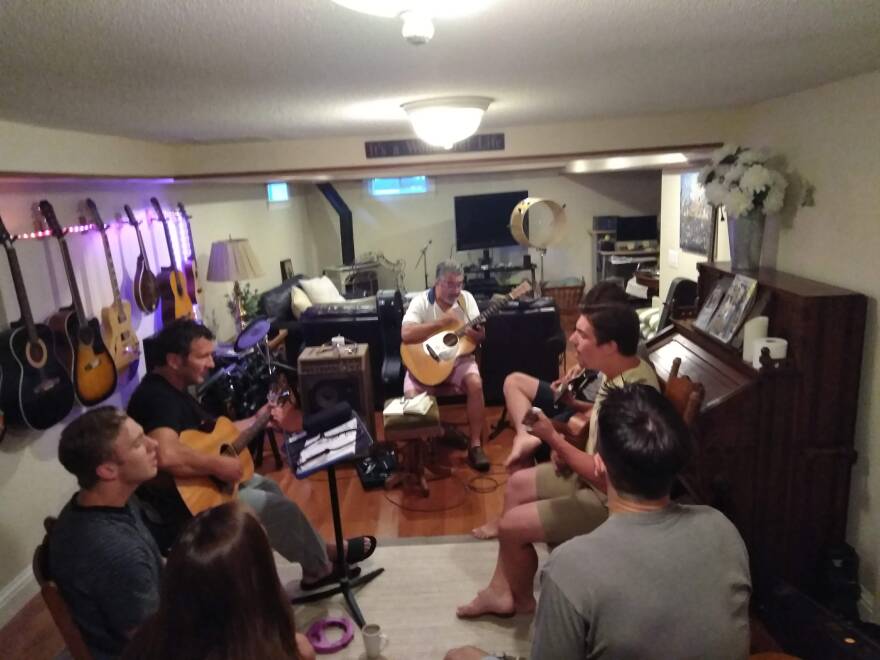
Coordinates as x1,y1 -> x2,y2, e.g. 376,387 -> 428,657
647,262 -> 867,594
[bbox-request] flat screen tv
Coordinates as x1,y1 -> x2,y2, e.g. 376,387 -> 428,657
454,190 -> 528,251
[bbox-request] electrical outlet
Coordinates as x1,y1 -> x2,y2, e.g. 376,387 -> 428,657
668,248 -> 679,268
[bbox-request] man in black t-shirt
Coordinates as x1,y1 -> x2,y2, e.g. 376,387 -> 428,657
127,320 -> 375,589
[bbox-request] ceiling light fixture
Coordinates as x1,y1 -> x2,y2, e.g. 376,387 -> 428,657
331,1 -> 492,44
401,96 -> 492,149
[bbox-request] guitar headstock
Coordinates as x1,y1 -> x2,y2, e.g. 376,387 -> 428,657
39,200 -> 65,239
0,215 -> 15,249
507,281 -> 533,301
123,204 -> 140,227
85,198 -> 107,234
177,202 -> 190,221
150,197 -> 168,224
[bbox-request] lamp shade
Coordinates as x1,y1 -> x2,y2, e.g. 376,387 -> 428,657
206,238 -> 264,282
401,96 -> 492,149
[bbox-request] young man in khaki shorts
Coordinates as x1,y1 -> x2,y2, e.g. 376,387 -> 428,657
457,302 -> 658,618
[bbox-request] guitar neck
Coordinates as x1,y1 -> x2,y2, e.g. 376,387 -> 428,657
3,246 -> 39,345
455,296 -> 508,337
151,198 -> 178,268
98,226 -> 123,310
124,205 -> 152,270
177,203 -> 197,263
231,408 -> 272,454
56,236 -> 88,326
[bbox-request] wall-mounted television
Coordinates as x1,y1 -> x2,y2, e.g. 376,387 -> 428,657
454,190 -> 528,251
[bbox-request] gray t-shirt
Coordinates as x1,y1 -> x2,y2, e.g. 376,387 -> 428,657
49,494 -> 163,660
532,504 -> 751,660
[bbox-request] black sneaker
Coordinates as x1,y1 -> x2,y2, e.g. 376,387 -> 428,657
468,445 -> 490,472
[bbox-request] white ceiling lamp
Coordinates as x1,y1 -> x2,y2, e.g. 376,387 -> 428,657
331,1 -> 492,44
401,96 -> 492,149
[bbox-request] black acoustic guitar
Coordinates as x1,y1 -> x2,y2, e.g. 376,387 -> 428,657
123,204 -> 159,313
0,214 -> 75,429
41,200 -> 117,407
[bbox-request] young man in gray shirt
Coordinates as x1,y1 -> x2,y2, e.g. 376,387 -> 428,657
447,383 -> 751,660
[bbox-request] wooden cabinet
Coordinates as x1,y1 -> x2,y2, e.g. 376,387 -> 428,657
647,262 -> 867,594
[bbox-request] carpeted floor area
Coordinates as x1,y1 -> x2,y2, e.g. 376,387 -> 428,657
277,535 -> 547,660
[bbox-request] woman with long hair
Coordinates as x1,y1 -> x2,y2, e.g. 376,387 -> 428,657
123,502 -> 315,660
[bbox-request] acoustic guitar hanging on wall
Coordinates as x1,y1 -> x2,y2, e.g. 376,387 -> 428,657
123,204 -> 159,314
41,200 -> 117,406
151,197 -> 194,325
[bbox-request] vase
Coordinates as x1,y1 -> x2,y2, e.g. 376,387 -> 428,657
726,209 -> 765,271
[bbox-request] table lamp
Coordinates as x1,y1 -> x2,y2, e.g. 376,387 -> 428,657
206,237 -> 264,332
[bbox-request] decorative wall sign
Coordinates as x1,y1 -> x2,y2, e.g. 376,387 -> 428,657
365,133 -> 504,159
679,171 -> 712,255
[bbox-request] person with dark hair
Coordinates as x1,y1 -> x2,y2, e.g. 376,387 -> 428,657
401,259 -> 489,471
473,281 -> 631,539
50,407 -> 162,660
457,300 -> 658,618
123,502 -> 315,660
447,385 -> 751,660
127,319 -> 375,590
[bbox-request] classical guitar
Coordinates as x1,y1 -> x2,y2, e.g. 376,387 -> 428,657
150,197 -> 194,325
174,391 -> 288,515
41,200 -> 117,406
401,281 -> 532,386
552,367 -> 593,405
0,214 -> 75,429
87,199 -> 141,371
176,202 -> 203,309
123,204 -> 159,314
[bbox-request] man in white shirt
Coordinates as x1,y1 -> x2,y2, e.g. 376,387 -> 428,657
401,259 -> 489,471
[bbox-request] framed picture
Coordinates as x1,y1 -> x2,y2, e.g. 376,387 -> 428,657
280,258 -> 294,281
679,171 -> 713,255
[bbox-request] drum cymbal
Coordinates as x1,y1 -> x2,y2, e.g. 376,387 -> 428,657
234,318 -> 272,352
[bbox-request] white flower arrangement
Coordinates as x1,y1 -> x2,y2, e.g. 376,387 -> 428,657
698,144 -> 788,217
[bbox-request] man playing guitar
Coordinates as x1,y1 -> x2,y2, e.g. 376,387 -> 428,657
127,320 -> 375,590
401,260 -> 490,472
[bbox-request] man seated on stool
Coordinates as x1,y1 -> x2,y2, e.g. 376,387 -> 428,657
401,259 -> 489,472
446,384 -> 751,660
457,301 -> 658,618
127,319 -> 375,591
50,407 -> 162,660
473,281 -> 631,539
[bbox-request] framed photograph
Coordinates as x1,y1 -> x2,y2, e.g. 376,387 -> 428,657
280,258 -> 294,281
706,274 -> 759,344
679,171 -> 713,255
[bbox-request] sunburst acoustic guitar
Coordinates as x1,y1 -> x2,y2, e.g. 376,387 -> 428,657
401,281 -> 532,386
150,197 -> 194,325
41,200 -> 117,406
87,199 -> 141,371
123,204 -> 159,314
0,214 -> 75,429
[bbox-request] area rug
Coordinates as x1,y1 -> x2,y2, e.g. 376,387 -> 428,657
276,536 -> 548,660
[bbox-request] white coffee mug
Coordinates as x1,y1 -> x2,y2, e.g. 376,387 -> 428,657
362,623 -> 389,659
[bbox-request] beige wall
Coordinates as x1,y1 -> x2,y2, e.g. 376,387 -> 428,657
0,120 -> 176,177
304,170 -> 661,292
732,71 -> 880,617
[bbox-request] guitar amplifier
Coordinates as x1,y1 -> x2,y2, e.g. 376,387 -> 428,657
298,344 -> 375,437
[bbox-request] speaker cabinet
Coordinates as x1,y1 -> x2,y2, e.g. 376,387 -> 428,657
298,344 -> 375,437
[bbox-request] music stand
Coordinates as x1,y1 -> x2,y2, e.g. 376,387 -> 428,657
284,414 -> 383,627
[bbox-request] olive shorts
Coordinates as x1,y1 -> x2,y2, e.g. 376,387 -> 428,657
534,462 -> 608,545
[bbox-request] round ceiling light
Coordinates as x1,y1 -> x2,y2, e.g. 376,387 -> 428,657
331,1 -> 493,43
401,96 -> 493,150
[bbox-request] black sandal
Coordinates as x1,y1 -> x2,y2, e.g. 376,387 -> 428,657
345,535 -> 377,564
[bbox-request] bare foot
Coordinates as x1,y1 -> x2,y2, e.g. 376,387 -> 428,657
456,588 -> 516,619
471,518 -> 499,540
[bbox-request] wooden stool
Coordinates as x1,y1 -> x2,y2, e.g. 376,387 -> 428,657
382,397 -> 451,497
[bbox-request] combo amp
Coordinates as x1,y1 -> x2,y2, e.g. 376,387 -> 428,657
298,344 -> 375,437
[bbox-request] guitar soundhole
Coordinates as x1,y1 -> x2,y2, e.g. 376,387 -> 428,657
443,333 -> 458,347
25,340 -> 48,369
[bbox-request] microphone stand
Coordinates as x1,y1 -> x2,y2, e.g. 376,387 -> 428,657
414,239 -> 431,289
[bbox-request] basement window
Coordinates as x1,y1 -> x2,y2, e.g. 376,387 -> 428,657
368,175 -> 429,197
266,182 -> 290,203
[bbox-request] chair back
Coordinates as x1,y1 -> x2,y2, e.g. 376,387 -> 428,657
662,357 -> 705,428
32,517 -> 93,660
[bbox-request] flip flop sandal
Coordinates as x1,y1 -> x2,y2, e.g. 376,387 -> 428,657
345,535 -> 377,564
300,564 -> 362,591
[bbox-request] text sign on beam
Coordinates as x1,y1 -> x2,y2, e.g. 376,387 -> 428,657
365,133 -> 505,159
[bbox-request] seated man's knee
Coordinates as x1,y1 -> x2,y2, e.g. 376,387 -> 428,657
503,371 -> 528,397
464,374 -> 483,396
505,469 -> 534,503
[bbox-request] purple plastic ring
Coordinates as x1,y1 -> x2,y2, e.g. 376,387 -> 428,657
306,616 -> 355,654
